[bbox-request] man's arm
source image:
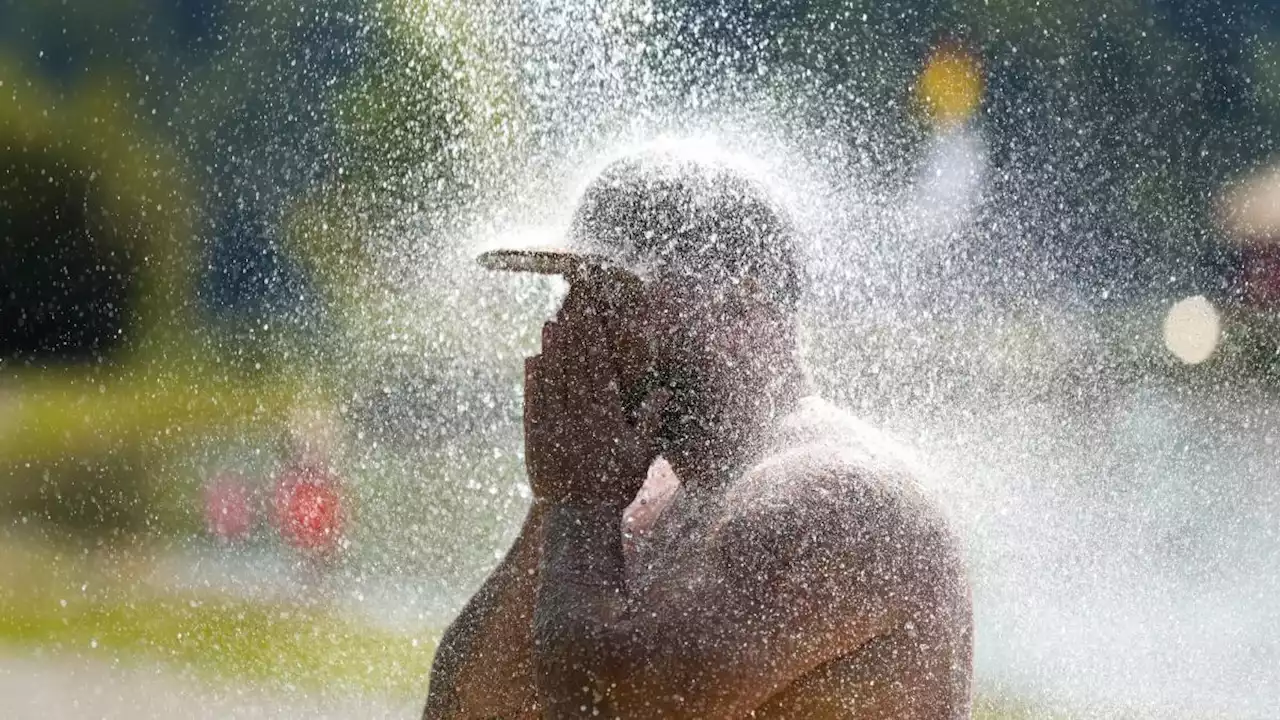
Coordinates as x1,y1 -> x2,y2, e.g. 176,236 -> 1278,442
423,503 -> 546,719
525,284 -> 970,717
533,456 -> 965,719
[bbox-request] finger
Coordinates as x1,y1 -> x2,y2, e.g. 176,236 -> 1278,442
535,324 -> 561,413
570,306 -> 619,410
556,281 -> 594,324
538,331 -> 568,427
527,354 -> 565,456
561,278 -> 614,338
585,319 -> 620,402
557,292 -> 600,382
523,355 -> 542,478
524,355 -> 542,433
541,320 -> 558,354
542,319 -> 579,409
554,285 -> 618,423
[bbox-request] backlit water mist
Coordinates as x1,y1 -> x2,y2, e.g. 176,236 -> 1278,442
104,1 -> 1275,718
320,2 -> 1280,718
5,1 -> 1280,718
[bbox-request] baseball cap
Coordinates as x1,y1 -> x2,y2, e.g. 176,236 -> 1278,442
478,146 -> 801,308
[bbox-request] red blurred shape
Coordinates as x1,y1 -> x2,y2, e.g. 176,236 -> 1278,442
273,463 -> 345,557
204,472 -> 252,541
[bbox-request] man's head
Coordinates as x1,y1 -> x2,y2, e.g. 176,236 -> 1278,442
565,148 -> 801,310
560,147 -> 803,428
483,145 -> 804,434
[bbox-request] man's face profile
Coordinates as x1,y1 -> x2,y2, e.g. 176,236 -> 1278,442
573,264 -> 785,449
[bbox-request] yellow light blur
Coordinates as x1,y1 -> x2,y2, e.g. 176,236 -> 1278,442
916,46 -> 984,128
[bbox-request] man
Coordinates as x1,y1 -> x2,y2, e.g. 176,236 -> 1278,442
424,147 -> 973,719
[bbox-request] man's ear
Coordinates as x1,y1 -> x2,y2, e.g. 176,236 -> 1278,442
634,388 -> 672,448
622,367 -> 664,422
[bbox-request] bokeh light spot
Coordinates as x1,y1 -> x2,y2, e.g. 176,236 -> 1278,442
1162,295 -> 1221,365
916,46 -> 983,127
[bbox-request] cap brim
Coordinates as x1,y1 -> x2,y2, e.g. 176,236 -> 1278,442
477,248 -> 625,276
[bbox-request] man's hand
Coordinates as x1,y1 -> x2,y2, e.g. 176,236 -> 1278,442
524,283 -> 669,511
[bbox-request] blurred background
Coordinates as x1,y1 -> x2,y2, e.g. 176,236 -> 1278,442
1,0 -> 1279,717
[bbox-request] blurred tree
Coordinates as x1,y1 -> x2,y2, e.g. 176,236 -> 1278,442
279,0 -> 525,364
0,60 -> 196,367
0,57 -> 214,536
0,0 -> 370,361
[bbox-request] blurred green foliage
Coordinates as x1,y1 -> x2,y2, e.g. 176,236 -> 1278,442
0,0 -> 511,540
0,370 -> 300,537
0,57 -> 220,537
0,539 -> 436,697
0,60 -> 197,364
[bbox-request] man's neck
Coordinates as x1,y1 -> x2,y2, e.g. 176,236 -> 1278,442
662,354 -> 809,498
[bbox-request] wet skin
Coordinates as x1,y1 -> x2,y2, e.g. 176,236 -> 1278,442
423,272 -> 973,719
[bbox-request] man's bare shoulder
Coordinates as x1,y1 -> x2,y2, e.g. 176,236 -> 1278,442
726,396 -> 938,513
713,397 -> 964,602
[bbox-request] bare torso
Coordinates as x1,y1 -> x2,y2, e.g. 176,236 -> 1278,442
426,397 -> 972,719
616,397 -> 972,718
